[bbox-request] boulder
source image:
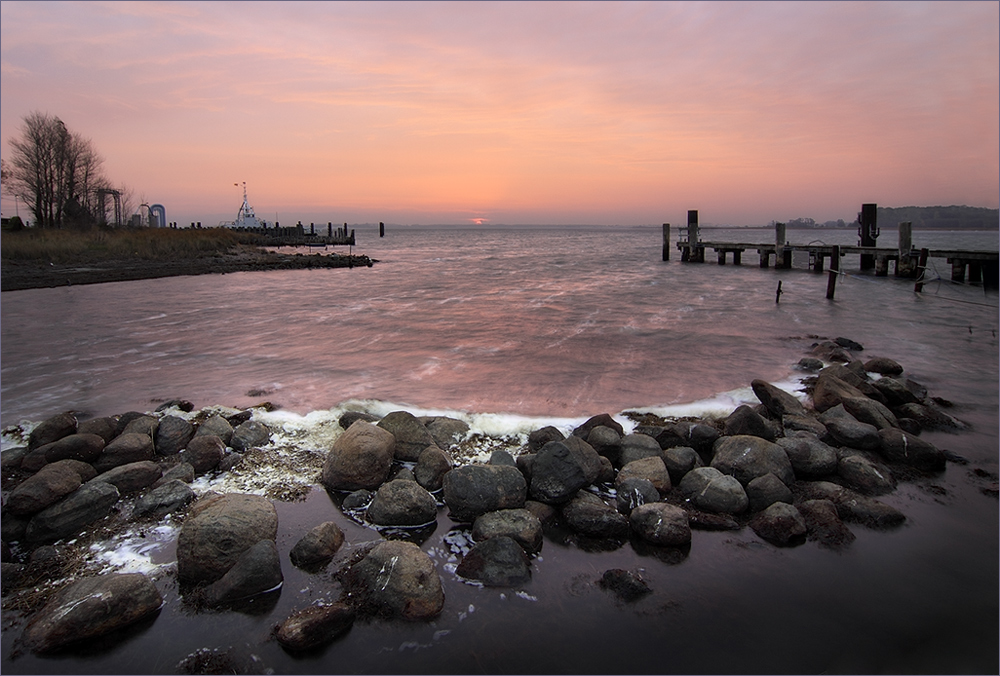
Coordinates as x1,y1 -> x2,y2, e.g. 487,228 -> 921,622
367,480 -> 438,527
560,492 -> 629,539
195,415 -> 234,445
751,379 -> 807,418
662,446 -> 703,484
723,405 -> 777,441
523,500 -> 557,525
377,411 -> 436,462
842,397 -> 898,430
819,406 -> 881,450
422,416 -> 470,451
343,540 -> 444,620
180,434 -> 225,474
88,461 -> 162,494
153,415 -> 195,455
617,434 -> 663,467
489,450 -> 517,467
132,479 -> 196,519
529,439 -> 601,504
177,493 -> 278,584
573,413 -> 624,438
711,435 -> 795,487
25,482 -> 120,542
834,337 -> 865,351
93,432 -> 155,473
527,425 -> 564,451
615,477 -> 660,516
41,433 -> 105,464
749,502 -> 807,546
472,509 -> 543,554
1,446 -> 30,472
782,414 -> 828,437
777,433 -> 838,478
414,446 -> 453,492
617,456 -> 671,496
456,536 -> 532,587
76,417 -> 117,444
872,377 -> 922,407
796,357 -> 825,372
27,412 -> 77,451
443,464 -> 527,522
838,454 -> 896,495
864,357 -> 904,375
679,467 -> 749,515
797,481 -> 906,528
598,568 -> 652,601
892,402 -> 963,430
200,539 -> 282,607
597,455 -> 615,483
7,461 -> 85,516
21,573 -> 162,654
746,473 -> 793,512
629,503 -> 691,546
811,341 -> 852,363
877,428 -> 946,471
342,489 -> 373,510
811,374 -> 868,413
338,411 -> 379,429
152,461 -> 195,488
121,415 -> 158,439
586,425 -> 623,465
321,421 -> 395,491
798,499 -> 855,550
819,365 -> 887,403
289,522 -> 345,568
275,603 -> 355,652
230,420 -> 271,452
669,421 -> 720,455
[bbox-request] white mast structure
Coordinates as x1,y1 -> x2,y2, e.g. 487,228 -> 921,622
222,182 -> 267,228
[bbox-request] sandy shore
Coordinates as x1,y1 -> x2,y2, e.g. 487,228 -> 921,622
0,248 -> 376,292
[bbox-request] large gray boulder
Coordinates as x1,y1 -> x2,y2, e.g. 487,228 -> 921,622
615,477 -> 660,516
838,454 -> 896,495
617,434 -> 663,467
746,473 -> 792,513
528,439 -> 601,504
751,379 -> 807,418
367,480 -> 438,527
321,421 -> 395,491
194,415 -> 234,445
616,456 -> 671,496
877,428 -> 946,471
560,491 -> 629,539
679,467 -> 749,515
176,493 -> 278,585
200,539 -> 283,607
798,499 -> 855,550
25,482 -> 120,542
810,374 -> 868,413
230,420 -> 271,451
88,461 -> 162,494
343,540 -> 444,620
586,425 -> 623,465
378,411 -> 436,461
41,433 -> 105,464
864,357 -> 904,375
27,412 -> 77,451
275,603 -> 356,652
289,521 -> 345,568
455,536 -> 531,587
443,464 -> 527,522
629,503 -> 691,546
711,435 -> 795,487
749,502 -> 807,546
21,573 -> 162,654
7,461 -> 84,516
121,415 -> 158,439
132,479 -> 196,519
662,446 -> 703,484
797,481 -> 906,528
843,396 -> 898,430
154,415 -> 195,455
414,446 -> 452,492
93,432 -> 154,473
820,406 -> 881,450
76,417 -> 117,444
777,433 -> 838,478
180,434 -> 225,475
723,405 -> 777,441
472,509 -> 543,554
422,416 -> 470,451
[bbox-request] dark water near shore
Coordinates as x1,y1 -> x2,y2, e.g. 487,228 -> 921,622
2,225 -> 998,673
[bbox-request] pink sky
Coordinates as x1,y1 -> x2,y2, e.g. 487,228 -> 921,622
1,1 -> 997,227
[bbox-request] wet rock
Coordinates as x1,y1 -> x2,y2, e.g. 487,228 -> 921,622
472,508 -> 543,554
892,403 -> 963,430
1,562 -> 26,592
21,573 -> 162,654
820,406 -> 880,451
177,493 -> 278,584
629,502 -> 691,546
598,568 -> 652,601
93,432 -> 155,473
152,461 -> 196,488
615,477 -> 660,515
194,415 -> 234,445
132,479 -> 196,519
389,466 -> 416,483
711,435 -> 795,487
782,414 -> 828,437
25,482 -> 120,542
179,434 -> 225,474
230,420 -> 271,452
838,454 -> 896,495
456,535 -> 531,587
153,415 -> 195,456
746,473 -> 793,512
28,412 -> 77,451
343,540 -> 444,620
679,467 -> 749,515
797,481 -> 906,528
121,415 -> 158,439
76,417 -> 117,444
321,421 -> 395,491
617,456 -> 671,496
723,405 -> 777,441
529,439 -> 601,504
414,446 -> 453,492
777,433 -> 839,478
1,446 -> 30,473
586,425 -> 623,465
422,416 -> 470,451
687,510 -> 741,530
843,397 -> 898,430
834,337 -> 864,351
662,446 -> 703,484
155,399 -> 195,413
290,521 -> 345,568
275,602 -> 355,652
669,421 -> 721,455
798,499 -> 855,550
523,500 -> 557,525
811,341 -> 852,363
489,450 -> 516,467
820,365 -> 887,403
341,489 -> 373,510
871,377 -> 922,407
7,461 -> 85,516
338,411 -> 379,429
560,491 -> 629,539
367,480 -> 438,527
443,464 -> 527,522
573,413 -> 625,438
1,512 -> 29,543
864,357 -> 903,375
796,357 -> 825,372
200,539 -> 282,607
41,433 -> 105,464
810,374 -> 868,413
750,502 -> 807,546
597,455 -> 615,483
877,428 -> 947,471
751,379 -> 807,418
618,433 -> 663,467
88,460 -> 161,494
377,410 -> 436,462
528,425 -> 564,451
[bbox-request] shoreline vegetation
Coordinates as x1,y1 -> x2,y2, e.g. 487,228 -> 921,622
0,228 -> 375,292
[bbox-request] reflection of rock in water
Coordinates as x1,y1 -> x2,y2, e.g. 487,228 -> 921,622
176,645 -> 271,675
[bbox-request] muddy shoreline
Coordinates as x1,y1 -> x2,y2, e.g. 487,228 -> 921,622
1,249 -> 376,292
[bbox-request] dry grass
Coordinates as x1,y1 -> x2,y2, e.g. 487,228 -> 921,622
1,227 -> 261,264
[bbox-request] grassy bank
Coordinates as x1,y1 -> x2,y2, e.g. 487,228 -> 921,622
1,227 -> 262,264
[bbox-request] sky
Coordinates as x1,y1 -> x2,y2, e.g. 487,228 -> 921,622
1,1 -> 997,227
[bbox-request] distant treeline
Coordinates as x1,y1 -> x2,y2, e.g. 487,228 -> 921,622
785,205 -> 999,230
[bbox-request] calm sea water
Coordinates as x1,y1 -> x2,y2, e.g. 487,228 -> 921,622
1,225 -> 998,673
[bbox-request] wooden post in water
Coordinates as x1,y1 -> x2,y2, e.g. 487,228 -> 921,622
914,248 -> 930,292
380,222 -> 385,237
826,245 -> 840,299
859,203 -> 878,271
687,210 -> 701,262
775,280 -> 783,303
774,222 -> 787,269
662,224 -> 670,261
896,221 -> 914,277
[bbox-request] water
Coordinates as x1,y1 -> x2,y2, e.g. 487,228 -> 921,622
1,225 -> 998,673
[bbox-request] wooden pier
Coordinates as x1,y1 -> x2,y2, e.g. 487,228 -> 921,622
233,221 -> 356,247
664,208 -> 999,290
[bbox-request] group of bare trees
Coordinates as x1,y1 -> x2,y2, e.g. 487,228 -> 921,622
2,111 -> 135,228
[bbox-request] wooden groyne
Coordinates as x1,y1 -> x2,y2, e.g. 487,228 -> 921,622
663,208 -> 999,291
233,221 -> 356,247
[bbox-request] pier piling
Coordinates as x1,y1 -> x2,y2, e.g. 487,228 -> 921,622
662,224 -> 670,261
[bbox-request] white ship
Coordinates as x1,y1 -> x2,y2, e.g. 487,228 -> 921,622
219,182 -> 270,228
